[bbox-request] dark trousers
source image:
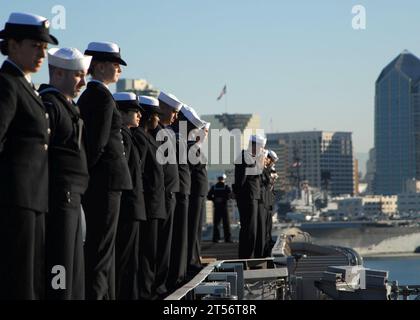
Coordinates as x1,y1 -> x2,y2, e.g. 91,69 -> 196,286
212,203 -> 231,242
82,188 -> 121,300
264,209 -> 274,257
115,218 -> 140,300
138,218 -> 159,300
187,194 -> 205,273
255,201 -> 267,258
237,198 -> 258,259
0,206 -> 45,300
155,192 -> 176,296
168,193 -> 189,290
46,191 -> 85,300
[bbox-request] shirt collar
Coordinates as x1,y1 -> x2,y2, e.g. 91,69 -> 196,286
89,79 -> 110,92
38,84 -> 72,102
6,58 -> 32,83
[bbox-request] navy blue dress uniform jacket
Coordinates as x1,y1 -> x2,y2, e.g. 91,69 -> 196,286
78,81 -> 132,191
0,61 -> 49,212
208,182 -> 232,205
261,167 -> 274,210
176,131 -> 191,195
153,124 -> 180,194
120,126 -> 146,221
233,150 -> 261,200
189,149 -> 208,197
38,84 -> 89,193
132,127 -> 166,220
168,122 -> 191,192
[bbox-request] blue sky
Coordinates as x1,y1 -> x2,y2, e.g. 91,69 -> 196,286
2,0 -> 420,153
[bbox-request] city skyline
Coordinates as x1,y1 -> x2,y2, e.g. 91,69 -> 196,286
2,1 -> 420,154
373,50 -> 420,195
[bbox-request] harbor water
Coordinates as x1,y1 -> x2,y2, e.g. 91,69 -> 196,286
363,255 -> 420,285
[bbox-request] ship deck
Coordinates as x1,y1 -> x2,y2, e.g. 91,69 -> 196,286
200,241 -> 239,261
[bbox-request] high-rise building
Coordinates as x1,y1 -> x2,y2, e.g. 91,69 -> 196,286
365,148 -> 376,194
266,131 -> 354,196
116,78 -> 159,97
354,159 -> 359,196
374,50 -> 420,195
200,113 -> 261,186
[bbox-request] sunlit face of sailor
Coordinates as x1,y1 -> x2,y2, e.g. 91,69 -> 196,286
91,61 -> 122,85
149,112 -> 160,130
171,110 -> 179,124
51,67 -> 87,100
159,103 -> 179,126
7,39 -> 48,74
121,110 -> 141,128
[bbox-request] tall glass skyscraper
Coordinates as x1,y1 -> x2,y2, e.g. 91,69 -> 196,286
266,131 -> 354,196
374,50 -> 420,195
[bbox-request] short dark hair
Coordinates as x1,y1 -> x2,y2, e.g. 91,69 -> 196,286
0,38 -> 25,56
0,41 -> 8,56
140,110 -> 153,123
87,59 -> 101,75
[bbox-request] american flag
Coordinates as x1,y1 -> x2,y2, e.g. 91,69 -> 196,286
217,85 -> 227,101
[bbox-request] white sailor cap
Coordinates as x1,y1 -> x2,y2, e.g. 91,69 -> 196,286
158,91 -> 182,112
138,95 -> 163,115
0,12 -> 58,44
218,174 -> 227,180
48,47 -> 92,71
268,150 -> 279,162
84,41 -> 127,66
114,92 -> 137,102
113,92 -> 143,112
180,104 -> 205,129
139,95 -> 159,107
249,134 -> 267,147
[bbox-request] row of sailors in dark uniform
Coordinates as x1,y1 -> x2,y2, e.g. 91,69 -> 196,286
208,143 -> 279,250
234,136 -> 279,259
0,12 -> 209,300
0,11 -> 281,301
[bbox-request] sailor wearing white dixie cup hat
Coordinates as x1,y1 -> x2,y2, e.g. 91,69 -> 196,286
267,150 -> 279,163
132,95 -> 167,299
78,41 -> 132,300
158,91 -> 182,126
165,103 -> 199,291
178,104 -> 209,276
0,12 -> 59,300
151,90 -> 183,298
112,92 -> 147,299
262,149 -> 279,258
233,134 -> 267,260
37,47 -> 90,300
